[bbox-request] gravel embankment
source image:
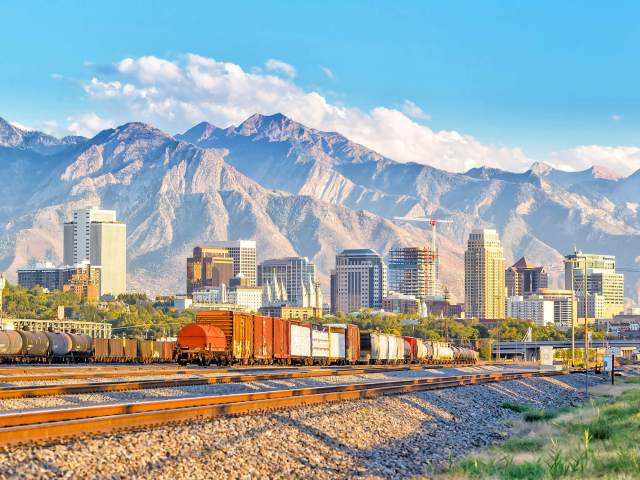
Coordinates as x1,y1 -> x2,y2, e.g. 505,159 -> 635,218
0,366 -> 531,412
0,373 -> 603,480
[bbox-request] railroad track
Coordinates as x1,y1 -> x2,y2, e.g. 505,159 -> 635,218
0,365 -> 432,398
0,369 -> 562,446
0,361 -> 528,383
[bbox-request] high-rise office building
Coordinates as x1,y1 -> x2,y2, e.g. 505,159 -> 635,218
464,229 -> 506,320
204,240 -> 257,286
536,288 -> 577,330
564,251 -> 624,319
257,257 -> 321,307
332,249 -> 387,313
186,246 -> 234,294
387,246 -> 436,297
505,257 -> 548,297
63,207 -> 126,296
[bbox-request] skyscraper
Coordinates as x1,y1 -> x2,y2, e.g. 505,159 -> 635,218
333,249 -> 387,313
464,229 -> 506,320
203,240 -> 257,286
505,257 -> 548,297
387,246 -> 436,297
186,246 -> 234,294
63,207 -> 126,296
564,251 -> 624,319
257,257 -> 320,307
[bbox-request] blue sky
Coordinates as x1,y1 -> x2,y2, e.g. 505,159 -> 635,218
2,0 -> 640,173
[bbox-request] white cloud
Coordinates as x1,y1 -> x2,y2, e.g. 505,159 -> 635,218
402,100 -> 431,121
611,114 -> 622,121
321,66 -> 335,80
50,73 -> 64,81
79,53 -> 532,172
66,112 -> 115,137
547,145 -> 640,176
264,58 -> 297,78
9,120 -> 32,131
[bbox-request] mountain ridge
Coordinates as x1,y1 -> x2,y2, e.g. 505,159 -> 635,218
1,113 -> 639,302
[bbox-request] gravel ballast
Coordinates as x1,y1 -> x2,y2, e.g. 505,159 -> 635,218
0,366 -> 530,412
0,373 -> 603,480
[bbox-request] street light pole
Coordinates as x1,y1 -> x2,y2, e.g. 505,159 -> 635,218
583,254 -> 589,398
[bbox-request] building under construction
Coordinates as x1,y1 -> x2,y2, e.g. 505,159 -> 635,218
387,246 -> 438,297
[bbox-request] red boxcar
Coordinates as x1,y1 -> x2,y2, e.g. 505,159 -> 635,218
404,337 -> 418,362
196,310 -> 253,362
273,317 -> 290,361
252,315 -> 273,362
346,324 -> 360,363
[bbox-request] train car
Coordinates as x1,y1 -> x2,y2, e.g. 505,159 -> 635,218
253,315 -> 273,363
139,340 -> 155,363
93,338 -> 110,362
433,342 -> 455,363
345,324 -> 360,364
272,316 -> 290,361
0,330 -> 24,362
289,320 -> 312,363
176,323 -> 226,365
311,324 -> 330,363
327,324 -> 346,364
46,332 -> 73,361
196,310 -> 253,364
18,330 -> 50,361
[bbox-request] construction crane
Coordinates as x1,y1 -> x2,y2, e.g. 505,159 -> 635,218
393,216 -> 453,296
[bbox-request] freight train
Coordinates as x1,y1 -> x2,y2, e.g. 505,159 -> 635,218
0,330 -> 175,364
176,311 -> 479,366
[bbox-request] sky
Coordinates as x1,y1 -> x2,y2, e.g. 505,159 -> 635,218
2,0 -> 640,174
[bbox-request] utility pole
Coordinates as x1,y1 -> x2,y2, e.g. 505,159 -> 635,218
583,254 -> 589,397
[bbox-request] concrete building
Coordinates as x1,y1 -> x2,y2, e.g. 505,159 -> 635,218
257,257 -> 321,308
64,207 -> 126,296
507,295 -> 555,326
228,285 -> 263,312
505,257 -> 548,297
332,249 -> 387,314
186,246 -> 234,294
18,261 -> 101,299
387,246 -> 436,297
564,251 -> 624,319
202,240 -> 257,286
536,288 -> 577,330
382,292 -> 421,315
464,229 -> 506,320
259,305 -> 323,321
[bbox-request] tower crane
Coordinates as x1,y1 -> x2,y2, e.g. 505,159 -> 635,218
393,216 -> 454,296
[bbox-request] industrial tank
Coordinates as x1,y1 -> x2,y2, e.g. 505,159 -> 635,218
0,331 -> 23,355
68,333 -> 92,354
45,332 -> 73,357
18,330 -> 50,356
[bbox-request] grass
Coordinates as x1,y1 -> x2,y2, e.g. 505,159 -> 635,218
441,380 -> 640,479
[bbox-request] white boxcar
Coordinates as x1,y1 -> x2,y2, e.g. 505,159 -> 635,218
370,333 -> 388,361
311,327 -> 329,358
329,331 -> 345,359
390,335 -> 405,361
416,339 -> 429,361
290,323 -> 311,357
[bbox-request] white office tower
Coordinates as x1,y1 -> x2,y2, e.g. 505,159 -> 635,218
206,240 -> 257,286
257,257 -> 321,307
333,249 -> 387,313
63,207 -> 126,296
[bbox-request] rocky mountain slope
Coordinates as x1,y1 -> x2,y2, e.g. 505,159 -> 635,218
1,114 -> 639,301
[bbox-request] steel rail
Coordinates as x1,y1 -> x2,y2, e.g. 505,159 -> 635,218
0,369 -> 560,445
0,365 -> 439,398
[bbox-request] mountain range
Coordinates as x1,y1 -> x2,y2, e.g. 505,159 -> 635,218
1,113 -> 639,303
